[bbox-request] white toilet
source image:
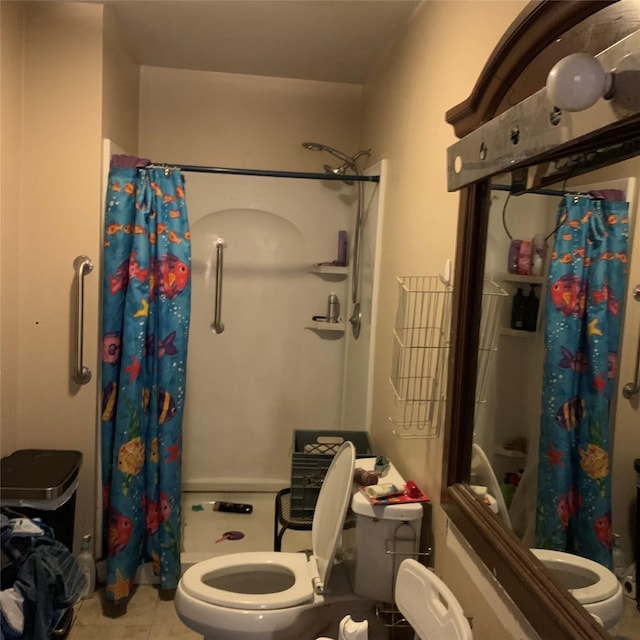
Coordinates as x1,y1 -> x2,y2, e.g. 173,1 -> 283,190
471,443 -> 624,630
530,548 -> 623,629
174,443 -> 424,640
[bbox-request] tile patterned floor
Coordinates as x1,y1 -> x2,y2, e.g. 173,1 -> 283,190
68,586 -> 640,640
67,585 -> 199,640
610,595 -> 640,639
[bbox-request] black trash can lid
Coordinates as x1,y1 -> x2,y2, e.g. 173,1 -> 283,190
1,449 -> 82,501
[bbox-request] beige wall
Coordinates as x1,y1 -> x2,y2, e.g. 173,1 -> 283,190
20,1 -> 104,549
1,1 -> 141,553
359,1 -> 542,636
0,2 -> 24,456
102,4 -> 140,153
138,66 -> 362,170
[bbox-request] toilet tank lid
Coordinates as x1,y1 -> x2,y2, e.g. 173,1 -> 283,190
351,492 -> 423,520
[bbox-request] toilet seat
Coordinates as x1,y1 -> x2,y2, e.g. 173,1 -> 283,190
180,552 -> 314,609
178,442 -> 356,613
531,549 -> 620,604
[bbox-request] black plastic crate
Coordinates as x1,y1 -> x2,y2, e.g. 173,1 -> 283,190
290,430 -> 373,518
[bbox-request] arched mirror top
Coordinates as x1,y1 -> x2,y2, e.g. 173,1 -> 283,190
442,2 -> 640,639
447,1 -> 640,137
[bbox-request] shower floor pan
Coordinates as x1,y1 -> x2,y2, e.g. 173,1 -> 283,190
181,491 -> 312,572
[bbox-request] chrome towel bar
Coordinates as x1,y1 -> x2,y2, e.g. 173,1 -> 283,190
622,284 -> 640,400
210,238 -> 226,334
73,255 -> 93,385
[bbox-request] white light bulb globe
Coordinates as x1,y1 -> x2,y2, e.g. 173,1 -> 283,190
546,52 -> 611,112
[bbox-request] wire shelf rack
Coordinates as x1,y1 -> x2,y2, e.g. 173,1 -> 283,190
389,276 -> 507,439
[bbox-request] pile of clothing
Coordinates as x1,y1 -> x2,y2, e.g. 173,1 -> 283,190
0,512 -> 86,640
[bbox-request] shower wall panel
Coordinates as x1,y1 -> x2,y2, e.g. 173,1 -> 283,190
183,173 -> 357,489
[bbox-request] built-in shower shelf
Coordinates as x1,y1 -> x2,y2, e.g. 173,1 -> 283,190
499,273 -> 545,286
306,320 -> 345,333
500,328 -> 538,338
310,264 -> 349,278
495,447 -> 527,458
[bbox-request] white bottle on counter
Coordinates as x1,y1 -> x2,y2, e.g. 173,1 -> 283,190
77,534 -> 96,598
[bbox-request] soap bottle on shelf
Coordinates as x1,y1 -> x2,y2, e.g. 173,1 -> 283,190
531,233 -> 546,277
76,534 -> 95,598
327,293 -> 340,323
510,288 -> 526,330
524,286 -> 539,332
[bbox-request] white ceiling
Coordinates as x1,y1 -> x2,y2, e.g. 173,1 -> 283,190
106,0 -> 422,84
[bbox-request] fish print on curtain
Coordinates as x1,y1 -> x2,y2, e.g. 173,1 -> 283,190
101,161 -> 191,603
536,194 -> 629,569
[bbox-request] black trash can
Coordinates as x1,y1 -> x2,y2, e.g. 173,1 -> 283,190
0,449 -> 82,551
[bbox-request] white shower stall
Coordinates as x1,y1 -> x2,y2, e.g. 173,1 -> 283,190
100,140 -> 385,570
179,162 -> 386,561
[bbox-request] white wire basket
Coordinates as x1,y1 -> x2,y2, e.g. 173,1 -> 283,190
389,276 -> 452,439
389,276 -> 507,439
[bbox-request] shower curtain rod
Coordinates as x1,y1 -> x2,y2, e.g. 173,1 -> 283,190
148,162 -> 380,183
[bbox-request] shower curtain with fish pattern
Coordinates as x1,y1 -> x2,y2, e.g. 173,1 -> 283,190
535,193 -> 629,569
101,157 -> 191,603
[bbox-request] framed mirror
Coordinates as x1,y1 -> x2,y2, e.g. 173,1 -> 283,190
442,2 -> 640,639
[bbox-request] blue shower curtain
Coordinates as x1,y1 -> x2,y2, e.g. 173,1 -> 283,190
101,157 -> 191,602
536,193 -> 629,568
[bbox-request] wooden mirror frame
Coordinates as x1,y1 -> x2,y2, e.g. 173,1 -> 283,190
440,2 -> 636,639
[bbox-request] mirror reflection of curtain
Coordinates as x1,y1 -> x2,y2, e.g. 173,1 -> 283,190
101,160 -> 192,604
535,193 -> 629,569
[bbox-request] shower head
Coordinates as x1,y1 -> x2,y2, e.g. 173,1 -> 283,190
323,163 -> 346,176
302,142 -> 353,164
302,142 -> 371,176
323,162 -> 355,184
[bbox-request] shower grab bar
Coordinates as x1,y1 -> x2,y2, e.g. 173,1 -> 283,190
622,284 -> 640,400
210,238 -> 226,335
73,255 -> 93,385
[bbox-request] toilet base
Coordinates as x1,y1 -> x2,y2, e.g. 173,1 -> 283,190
197,601 -> 388,640
175,564 -> 386,640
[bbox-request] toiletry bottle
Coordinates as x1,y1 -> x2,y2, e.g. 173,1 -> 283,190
612,533 -> 626,579
354,468 -> 378,486
327,293 -> 339,322
517,240 -> 532,275
531,233 -> 546,276
507,239 -> 521,274
510,288 -> 526,330
524,286 -> 539,332
77,534 -> 95,599
337,231 -> 348,266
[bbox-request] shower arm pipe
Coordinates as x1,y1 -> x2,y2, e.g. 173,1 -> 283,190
146,163 -> 379,183
210,238 -> 226,335
352,180 -> 365,305
73,255 -> 93,385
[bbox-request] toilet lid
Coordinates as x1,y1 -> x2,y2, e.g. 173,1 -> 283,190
312,441 -> 356,591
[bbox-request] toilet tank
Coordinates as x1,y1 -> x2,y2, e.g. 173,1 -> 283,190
345,460 -> 424,603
